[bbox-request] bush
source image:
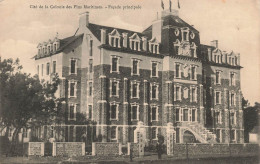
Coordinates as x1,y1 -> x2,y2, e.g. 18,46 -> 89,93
121,146 -> 128,155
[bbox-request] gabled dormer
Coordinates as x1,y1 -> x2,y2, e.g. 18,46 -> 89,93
129,33 -> 141,51
109,29 -> 121,48
149,37 -> 160,54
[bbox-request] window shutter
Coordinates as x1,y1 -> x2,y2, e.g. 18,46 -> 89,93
156,85 -> 159,99
219,91 -> 222,104
117,81 -> 120,96
220,112 -> 222,124
189,87 -> 192,102
117,104 -> 119,120
180,109 -> 183,121
150,83 -> 152,100
75,82 -> 77,98
174,85 -> 176,101
156,107 -> 159,121
195,87 -> 198,103
214,91 -> 216,105
137,105 -> 140,120
137,83 -> 140,98
180,86 -> 183,101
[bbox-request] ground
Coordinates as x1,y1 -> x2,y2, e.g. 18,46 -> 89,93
0,154 -> 258,164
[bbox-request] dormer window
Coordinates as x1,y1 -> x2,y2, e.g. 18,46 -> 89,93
109,29 -> 121,48
190,42 -> 197,58
149,37 -> 160,54
129,33 -> 141,51
190,32 -> 195,39
174,39 -> 181,55
181,28 -> 189,42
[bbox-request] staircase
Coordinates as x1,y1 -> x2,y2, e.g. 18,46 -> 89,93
182,122 -> 216,143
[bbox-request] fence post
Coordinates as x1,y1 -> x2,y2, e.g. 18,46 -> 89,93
52,142 -> 56,156
41,142 -> 44,156
82,142 -> 85,156
92,142 -> 96,156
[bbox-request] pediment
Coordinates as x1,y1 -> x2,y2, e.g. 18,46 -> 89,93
129,33 -> 141,40
109,29 -> 121,37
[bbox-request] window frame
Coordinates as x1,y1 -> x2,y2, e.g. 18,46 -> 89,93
151,105 -> 158,121
131,103 -> 139,121
131,81 -> 140,99
68,104 -> 76,121
110,103 -> 119,120
110,126 -> 118,140
131,58 -> 140,76
110,79 -> 120,97
52,61 -> 56,74
70,58 -> 77,75
151,61 -> 159,77
68,80 -> 77,98
110,56 -> 120,73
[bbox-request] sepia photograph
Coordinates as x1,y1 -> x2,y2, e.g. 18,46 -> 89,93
0,0 -> 259,163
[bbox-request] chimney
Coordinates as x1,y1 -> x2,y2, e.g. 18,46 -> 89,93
122,33 -> 128,48
100,29 -> 107,44
79,12 -> 89,29
211,40 -> 218,48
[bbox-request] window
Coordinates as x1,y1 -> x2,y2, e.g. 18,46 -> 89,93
110,79 -> 119,97
52,61 -> 56,73
231,129 -> 236,141
23,128 -> 28,138
53,44 -> 56,52
175,86 -> 181,101
70,59 -> 76,74
41,64 -> 44,76
89,59 -> 93,73
110,104 -> 117,120
183,109 -> 189,121
175,64 -> 180,78
230,112 -> 235,125
191,87 -> 196,102
231,93 -> 235,106
192,109 -> 196,122
111,126 -> 117,140
69,104 -> 75,120
46,63 -> 50,75
230,72 -> 235,86
176,108 -> 180,122
88,105 -> 92,119
89,82 -> 92,96
151,106 -> 158,121
131,81 -> 139,98
215,91 -> 221,105
181,29 -> 189,41
131,105 -> 139,120
111,57 -> 119,72
151,84 -> 158,100
37,65 -> 39,75
191,66 -> 196,80
151,62 -> 158,77
191,48 -> 195,57
69,81 -> 76,97
112,81 -> 117,96
216,71 -> 220,84
215,112 -> 222,124
152,127 -> 157,140
216,129 -> 221,142
132,59 -> 139,75
90,40 -> 93,56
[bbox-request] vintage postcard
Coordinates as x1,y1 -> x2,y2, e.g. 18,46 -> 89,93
0,0 -> 259,163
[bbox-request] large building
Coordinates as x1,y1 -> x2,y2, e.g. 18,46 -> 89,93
34,9 -> 243,144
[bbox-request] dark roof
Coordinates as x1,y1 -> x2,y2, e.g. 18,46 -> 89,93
88,23 -> 145,41
57,34 -> 83,53
34,34 -> 83,60
143,15 -> 198,33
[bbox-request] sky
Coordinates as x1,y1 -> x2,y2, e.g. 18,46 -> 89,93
0,0 -> 259,104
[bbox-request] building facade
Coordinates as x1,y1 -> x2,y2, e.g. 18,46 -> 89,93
34,9 -> 243,144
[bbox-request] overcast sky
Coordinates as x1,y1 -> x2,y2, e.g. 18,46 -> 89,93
0,0 -> 259,104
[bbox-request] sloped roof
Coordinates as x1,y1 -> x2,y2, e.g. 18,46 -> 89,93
34,34 -> 83,59
88,23 -> 147,41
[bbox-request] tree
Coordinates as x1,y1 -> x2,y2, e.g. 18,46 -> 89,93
242,97 -> 259,143
0,58 -> 60,155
